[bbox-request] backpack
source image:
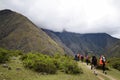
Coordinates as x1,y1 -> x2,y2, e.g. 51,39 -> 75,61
99,56 -> 106,65
102,56 -> 106,62
99,57 -> 103,65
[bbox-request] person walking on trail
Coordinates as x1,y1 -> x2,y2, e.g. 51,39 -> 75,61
91,56 -> 97,75
86,55 -> 89,65
74,54 -> 79,61
80,55 -> 84,62
77,53 -> 80,61
74,53 -> 80,61
91,56 -> 97,69
100,55 -> 106,74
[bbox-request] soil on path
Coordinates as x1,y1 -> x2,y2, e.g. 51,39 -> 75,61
82,62 -> 116,80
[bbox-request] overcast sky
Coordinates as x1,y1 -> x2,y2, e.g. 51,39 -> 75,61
0,0 -> 120,38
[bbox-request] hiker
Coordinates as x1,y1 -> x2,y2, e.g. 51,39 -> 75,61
80,55 -> 84,62
91,56 -> 97,69
74,54 -> 78,61
85,55 -> 89,65
100,55 -> 106,74
91,56 -> 97,75
77,53 -> 80,61
74,53 -> 80,61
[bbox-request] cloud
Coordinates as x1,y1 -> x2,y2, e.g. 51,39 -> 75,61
0,0 -> 120,38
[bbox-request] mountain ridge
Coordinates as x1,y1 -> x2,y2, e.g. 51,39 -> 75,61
0,9 -> 65,55
43,29 -> 119,56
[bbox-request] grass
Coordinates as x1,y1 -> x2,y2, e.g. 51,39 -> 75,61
0,56 -> 98,80
107,67 -> 120,80
0,57 -> 120,80
78,62 -> 99,80
78,62 -> 120,80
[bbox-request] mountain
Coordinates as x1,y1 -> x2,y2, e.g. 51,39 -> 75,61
43,29 -> 119,56
42,29 -> 74,56
107,40 -> 120,57
0,9 -> 119,57
0,9 -> 65,55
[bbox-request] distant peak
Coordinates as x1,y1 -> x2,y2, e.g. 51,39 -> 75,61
62,29 -> 68,33
0,9 -> 12,12
0,9 -> 13,15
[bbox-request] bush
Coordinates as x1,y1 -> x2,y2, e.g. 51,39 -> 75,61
9,50 -> 23,57
22,53 -> 83,74
22,53 -> 57,74
108,58 -> 120,71
112,62 -> 120,71
33,59 -> 56,74
0,48 -> 23,63
64,60 -> 83,74
0,48 -> 10,63
53,54 -> 83,74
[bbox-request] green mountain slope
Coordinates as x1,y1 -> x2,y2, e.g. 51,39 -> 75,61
0,9 -> 65,55
42,29 -> 74,56
107,40 -> 120,57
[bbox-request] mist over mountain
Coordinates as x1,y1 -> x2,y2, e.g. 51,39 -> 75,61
0,9 -> 65,55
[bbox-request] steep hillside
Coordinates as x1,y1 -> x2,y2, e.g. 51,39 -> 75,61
43,29 -> 119,56
42,29 -> 74,56
0,9 -> 65,55
107,40 -> 120,57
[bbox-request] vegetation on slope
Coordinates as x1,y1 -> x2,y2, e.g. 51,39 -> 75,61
0,9 -> 65,55
21,53 -> 82,74
0,48 -> 22,63
108,58 -> 120,71
0,48 -> 120,80
107,40 -> 120,57
0,48 -> 97,80
0,48 -> 82,74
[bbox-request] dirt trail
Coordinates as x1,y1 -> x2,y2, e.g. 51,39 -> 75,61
83,63 -> 116,80
97,71 -> 116,80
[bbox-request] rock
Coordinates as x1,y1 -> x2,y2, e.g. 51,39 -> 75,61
42,72 -> 47,75
0,72 -> 3,75
16,68 -> 21,71
8,67 -> 12,70
12,56 -> 16,60
2,64 -> 8,68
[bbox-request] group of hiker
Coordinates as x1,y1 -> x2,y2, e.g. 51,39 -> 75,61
74,53 -> 107,74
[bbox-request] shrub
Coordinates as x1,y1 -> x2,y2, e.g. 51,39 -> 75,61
0,48 -> 23,63
22,53 -> 83,74
33,59 -> 56,74
112,62 -> 120,71
64,60 -> 83,74
0,48 -> 10,63
53,54 -> 83,74
108,58 -> 120,71
9,50 -> 23,57
22,53 -> 57,74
